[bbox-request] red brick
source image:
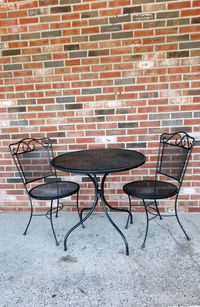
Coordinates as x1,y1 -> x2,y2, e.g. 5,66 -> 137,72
73,4 -> 89,11
180,25 -> 200,33
135,29 -> 154,37
82,27 -> 99,34
100,8 -> 121,16
19,17 -> 38,24
168,1 -> 191,10
181,8 -> 200,17
90,2 -> 107,10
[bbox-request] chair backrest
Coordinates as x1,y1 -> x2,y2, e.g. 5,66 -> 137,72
156,131 -> 195,184
9,137 -> 56,186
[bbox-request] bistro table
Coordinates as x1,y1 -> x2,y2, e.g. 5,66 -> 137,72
51,148 -> 146,255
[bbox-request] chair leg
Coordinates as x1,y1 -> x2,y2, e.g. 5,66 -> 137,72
125,195 -> 133,229
23,198 -> 33,235
50,199 -> 59,246
175,198 -> 190,241
141,199 -> 149,249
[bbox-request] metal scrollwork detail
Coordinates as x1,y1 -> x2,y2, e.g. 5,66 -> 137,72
161,132 -> 194,149
12,137 -> 50,155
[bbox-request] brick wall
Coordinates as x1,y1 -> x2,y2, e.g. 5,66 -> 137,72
0,0 -> 200,213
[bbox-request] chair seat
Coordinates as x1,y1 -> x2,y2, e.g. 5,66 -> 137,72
123,180 -> 178,199
29,181 -> 79,200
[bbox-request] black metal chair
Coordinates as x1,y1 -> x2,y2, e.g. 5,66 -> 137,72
9,137 -> 80,246
123,131 -> 195,248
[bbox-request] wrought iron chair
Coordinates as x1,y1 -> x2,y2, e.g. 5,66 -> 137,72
9,137 -> 80,246
123,131 -> 195,248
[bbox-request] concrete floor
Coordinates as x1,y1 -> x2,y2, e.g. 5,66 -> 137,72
0,211 -> 200,307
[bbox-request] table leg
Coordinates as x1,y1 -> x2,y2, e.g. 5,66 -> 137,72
64,173 -> 129,255
63,187 -> 98,251
100,173 -> 129,255
80,174 -> 132,228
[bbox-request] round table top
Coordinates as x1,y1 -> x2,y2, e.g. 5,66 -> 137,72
51,148 -> 146,174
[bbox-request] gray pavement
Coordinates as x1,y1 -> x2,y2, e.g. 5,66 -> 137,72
0,211 -> 200,307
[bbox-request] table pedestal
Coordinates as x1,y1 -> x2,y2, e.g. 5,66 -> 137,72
64,173 -> 132,255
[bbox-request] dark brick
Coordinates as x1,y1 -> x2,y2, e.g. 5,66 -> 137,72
110,15 -> 131,24
157,11 -> 179,19
45,105 -> 64,111
118,122 -> 138,128
194,112 -> 200,118
171,112 -> 192,119
85,116 -> 105,123
126,142 -> 146,148
44,61 -> 64,68
112,31 -> 133,39
4,64 -> 22,71
65,103 -> 83,110
8,107 -> 26,113
50,6 -> 71,13
21,33 -> 40,40
167,19 -> 188,27
81,11 -> 98,19
192,17 -> 200,24
180,41 -> 200,50
32,54 -> 51,61
171,127 -> 191,133
162,120 -> 182,126
7,178 -> 22,183
72,36 -> 88,43
178,18 -> 190,25
56,97 -> 75,103
167,51 -> 189,58
18,99 -> 36,105
101,24 -> 122,32
69,51 -> 87,58
149,113 -> 170,120
64,44 -> 80,51
115,78 -> 135,85
95,109 -> 114,115
82,176 -> 99,183
131,54 -> 142,61
1,34 -> 19,42
61,0 -> 80,3
189,89 -> 200,96
89,18 -> 108,26
167,34 -> 189,42
90,34 -> 110,41
10,120 -> 28,126
142,93 -> 149,98
2,49 -> 20,56
42,30 -> 62,38
88,49 -> 109,57
123,6 -> 142,14
47,132 -> 65,138
82,88 -> 101,95
116,108 -> 128,114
